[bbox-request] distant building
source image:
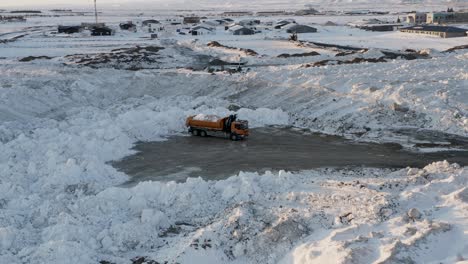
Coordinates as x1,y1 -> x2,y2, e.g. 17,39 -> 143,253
357,24 -> 402,32
202,20 -> 222,27
274,20 -> 295,29
286,24 -> 317,33
256,11 -> 287,16
238,19 -> 261,26
10,10 -> 41,14
222,18 -> 234,23
165,17 -> 182,24
426,11 -> 468,24
221,11 -> 254,17
91,26 -> 113,36
348,19 -> 401,31
229,25 -> 255,35
295,8 -> 319,16
348,18 -> 385,27
407,12 -> 427,25
50,9 -> 73,12
142,19 -> 160,26
345,10 -> 370,15
183,16 -> 201,24
190,26 -> 214,36
58,25 -> 82,34
0,15 -> 26,22
119,21 -> 136,30
81,22 -> 106,29
399,25 -> 467,38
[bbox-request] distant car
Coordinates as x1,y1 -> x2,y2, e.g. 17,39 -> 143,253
179,32 -> 186,35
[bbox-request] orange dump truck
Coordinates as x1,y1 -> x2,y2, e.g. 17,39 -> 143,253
186,114 -> 249,141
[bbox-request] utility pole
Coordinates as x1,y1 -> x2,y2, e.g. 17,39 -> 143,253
94,0 -> 98,24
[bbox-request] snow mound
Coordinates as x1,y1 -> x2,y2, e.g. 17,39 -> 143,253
193,114 -> 222,122
0,47 -> 467,263
360,48 -> 385,59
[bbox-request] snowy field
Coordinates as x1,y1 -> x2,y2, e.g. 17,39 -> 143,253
1,7 -> 468,264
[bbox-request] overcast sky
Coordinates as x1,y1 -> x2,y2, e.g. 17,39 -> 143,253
2,0 -> 463,9
1,0 -> 152,8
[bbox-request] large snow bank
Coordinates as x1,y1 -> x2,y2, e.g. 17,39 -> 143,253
0,48 -> 467,263
2,159 -> 466,263
0,63 -> 290,263
280,162 -> 468,264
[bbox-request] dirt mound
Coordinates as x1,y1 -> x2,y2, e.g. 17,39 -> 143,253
445,44 -> 468,53
207,41 -> 223,47
307,49 -> 429,67
207,41 -> 258,56
19,56 -> 53,62
277,51 -> 320,58
64,45 -> 165,70
305,57 -> 387,67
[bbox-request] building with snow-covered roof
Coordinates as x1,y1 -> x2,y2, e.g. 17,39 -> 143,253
229,25 -> 255,35
256,11 -> 288,16
183,16 -> 201,24
58,25 -> 82,34
202,20 -> 222,27
190,26 -> 214,35
426,11 -> 468,24
91,26 -> 113,36
400,25 -> 467,38
0,15 -> 26,22
274,20 -> 295,29
238,19 -> 261,26
286,24 -> 317,34
119,21 -> 136,31
295,8 -> 319,16
406,12 -> 427,25
348,18 -> 385,27
349,19 -> 401,31
221,11 -> 253,17
142,19 -> 160,26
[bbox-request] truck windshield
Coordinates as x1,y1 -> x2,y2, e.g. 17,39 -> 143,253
235,123 -> 248,130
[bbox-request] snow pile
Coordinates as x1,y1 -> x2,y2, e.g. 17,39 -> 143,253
238,51 -> 468,139
2,160 -> 466,263
193,114 -> 222,122
359,48 -> 386,59
0,34 -> 467,263
280,162 -> 468,264
0,63 -> 292,263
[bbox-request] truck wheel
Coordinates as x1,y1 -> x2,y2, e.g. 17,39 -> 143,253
200,131 -> 207,137
230,134 -> 238,141
192,130 -> 199,136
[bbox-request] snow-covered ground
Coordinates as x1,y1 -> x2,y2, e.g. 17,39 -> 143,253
1,9 -> 467,264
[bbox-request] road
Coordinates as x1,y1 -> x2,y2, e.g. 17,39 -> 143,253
113,127 -> 468,184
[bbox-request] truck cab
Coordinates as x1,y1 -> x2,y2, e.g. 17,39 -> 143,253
231,120 -> 249,139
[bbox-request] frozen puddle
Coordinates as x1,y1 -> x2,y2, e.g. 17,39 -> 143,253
113,127 -> 468,184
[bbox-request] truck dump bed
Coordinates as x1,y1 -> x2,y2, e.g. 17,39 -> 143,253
186,114 -> 225,130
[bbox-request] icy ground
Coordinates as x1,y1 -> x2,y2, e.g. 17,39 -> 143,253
1,10 -> 468,264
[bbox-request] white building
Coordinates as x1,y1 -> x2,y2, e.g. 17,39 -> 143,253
406,12 -> 427,25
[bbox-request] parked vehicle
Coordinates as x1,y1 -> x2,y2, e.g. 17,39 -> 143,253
186,114 -> 249,141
